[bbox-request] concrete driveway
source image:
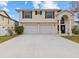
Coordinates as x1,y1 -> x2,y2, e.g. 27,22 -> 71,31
0,35 -> 79,58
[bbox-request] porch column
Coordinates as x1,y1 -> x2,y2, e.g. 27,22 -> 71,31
55,23 -> 57,34
59,20 -> 61,35
69,20 -> 72,35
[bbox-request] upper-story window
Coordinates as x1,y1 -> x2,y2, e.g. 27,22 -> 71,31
22,11 -> 32,18
61,17 -> 65,24
35,11 -> 42,15
45,10 -> 54,18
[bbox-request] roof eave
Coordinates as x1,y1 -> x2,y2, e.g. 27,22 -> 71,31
16,9 -> 61,12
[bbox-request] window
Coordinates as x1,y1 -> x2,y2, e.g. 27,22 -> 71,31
11,27 -> 13,29
2,26 -> 5,28
35,11 -> 37,15
76,13 -> 79,19
45,10 -> 54,18
35,11 -> 42,15
40,11 -> 42,15
22,11 -> 32,18
61,17 -> 65,24
8,18 -> 9,24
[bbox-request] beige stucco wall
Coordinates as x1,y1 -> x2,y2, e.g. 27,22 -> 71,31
0,15 -> 15,30
19,10 -> 74,25
18,10 -> 74,35
0,16 -> 3,25
0,12 -> 8,17
19,10 -> 57,23
0,16 -> 9,26
8,19 -> 15,30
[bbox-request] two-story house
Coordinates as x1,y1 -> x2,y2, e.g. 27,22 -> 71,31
16,9 -> 74,35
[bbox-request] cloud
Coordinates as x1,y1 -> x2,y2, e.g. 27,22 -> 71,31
41,1 -> 60,9
3,7 -> 9,12
0,1 -> 8,6
33,1 -> 42,9
11,15 -> 14,18
32,1 -> 60,9
16,8 -> 20,9
9,14 -> 15,19
10,14 -> 19,21
25,1 -> 28,5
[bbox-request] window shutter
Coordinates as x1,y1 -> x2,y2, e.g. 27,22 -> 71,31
53,11 -> 55,18
31,11 -> 32,18
22,11 -> 24,18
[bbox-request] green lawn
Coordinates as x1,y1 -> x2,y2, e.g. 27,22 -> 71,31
0,35 -> 17,43
63,36 -> 79,43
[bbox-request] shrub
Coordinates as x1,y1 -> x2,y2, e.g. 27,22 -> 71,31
15,26 -> 24,35
8,28 -> 13,36
72,25 -> 79,34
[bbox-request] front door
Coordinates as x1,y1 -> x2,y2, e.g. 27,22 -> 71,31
61,25 -> 65,33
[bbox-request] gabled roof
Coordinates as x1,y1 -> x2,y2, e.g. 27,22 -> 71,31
0,10 -> 11,18
56,10 -> 74,17
0,14 -> 18,22
0,10 -> 18,22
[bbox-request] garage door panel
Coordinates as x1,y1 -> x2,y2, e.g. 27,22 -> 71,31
40,26 -> 52,33
40,24 -> 56,34
24,24 -> 38,34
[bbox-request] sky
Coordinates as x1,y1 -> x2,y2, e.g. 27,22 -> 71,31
0,1 -> 71,21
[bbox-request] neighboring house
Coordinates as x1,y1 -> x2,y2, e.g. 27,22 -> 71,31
16,9 -> 74,35
0,10 -> 18,29
74,21 -> 79,25
0,10 -> 18,36
71,1 -> 79,23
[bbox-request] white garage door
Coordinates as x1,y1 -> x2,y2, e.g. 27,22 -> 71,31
24,23 -> 56,34
40,24 -> 56,34
24,23 -> 38,34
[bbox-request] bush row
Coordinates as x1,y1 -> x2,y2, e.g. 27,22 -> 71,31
72,25 -> 79,34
